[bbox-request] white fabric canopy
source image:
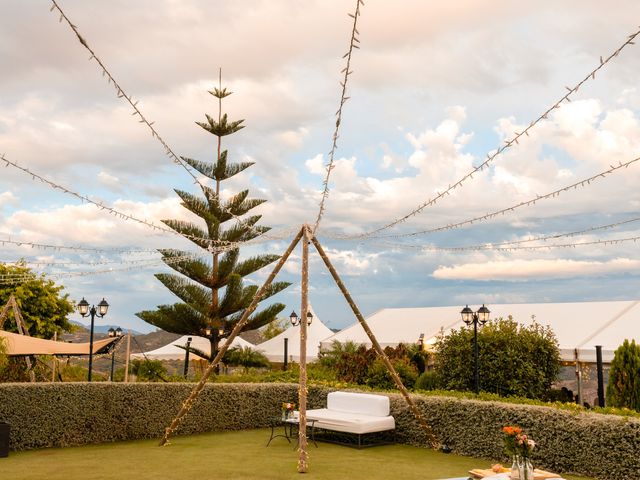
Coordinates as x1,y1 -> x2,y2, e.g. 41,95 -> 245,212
256,305 -> 334,362
131,335 -> 254,361
320,301 -> 640,363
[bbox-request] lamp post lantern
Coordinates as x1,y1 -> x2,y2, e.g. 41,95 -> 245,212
461,304 -> 490,394
107,327 -> 123,381
289,310 -> 313,327
77,297 -> 109,382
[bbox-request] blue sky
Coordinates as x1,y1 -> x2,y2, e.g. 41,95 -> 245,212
2,1 -> 640,334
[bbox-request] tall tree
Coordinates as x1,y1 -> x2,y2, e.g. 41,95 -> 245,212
136,75 -> 290,357
0,262 -> 75,337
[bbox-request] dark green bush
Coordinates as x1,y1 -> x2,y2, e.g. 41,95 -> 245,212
434,317 -> 561,398
415,371 -> 439,391
130,359 -> 167,382
606,338 -> 640,411
365,357 -> 418,390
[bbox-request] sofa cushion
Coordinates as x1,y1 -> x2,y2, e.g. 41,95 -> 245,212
304,408 -> 395,434
327,391 -> 390,417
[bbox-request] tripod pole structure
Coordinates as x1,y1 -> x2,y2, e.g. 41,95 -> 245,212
159,227 -> 304,446
310,235 -> 439,447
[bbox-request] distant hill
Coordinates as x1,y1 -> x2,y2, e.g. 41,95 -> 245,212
70,320 -> 142,336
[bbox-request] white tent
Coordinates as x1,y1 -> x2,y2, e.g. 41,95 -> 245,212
257,306 -> 334,363
320,301 -> 640,363
131,335 -> 255,361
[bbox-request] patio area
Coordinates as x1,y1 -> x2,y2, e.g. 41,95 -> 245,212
1,428 -> 593,480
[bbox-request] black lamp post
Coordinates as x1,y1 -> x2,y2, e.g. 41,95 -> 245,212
183,337 -> 193,377
460,304 -> 490,394
77,297 -> 109,382
107,327 -> 123,381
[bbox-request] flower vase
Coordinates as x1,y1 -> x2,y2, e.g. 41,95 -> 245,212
510,456 -> 520,480
517,456 -> 534,480
281,411 -> 287,421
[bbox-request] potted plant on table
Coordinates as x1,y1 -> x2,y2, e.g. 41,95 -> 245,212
281,402 -> 296,420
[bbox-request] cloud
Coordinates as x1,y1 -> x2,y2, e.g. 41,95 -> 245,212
433,258 -> 640,281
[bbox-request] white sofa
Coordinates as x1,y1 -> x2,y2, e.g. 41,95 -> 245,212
299,391 -> 395,447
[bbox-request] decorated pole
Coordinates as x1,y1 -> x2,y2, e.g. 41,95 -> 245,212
310,235 -> 439,447
159,228 -> 304,446
297,225 -> 310,473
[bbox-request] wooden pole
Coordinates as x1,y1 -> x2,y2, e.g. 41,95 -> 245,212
310,235 -> 439,447
297,225 -> 310,473
159,228 -> 304,446
124,330 -> 131,383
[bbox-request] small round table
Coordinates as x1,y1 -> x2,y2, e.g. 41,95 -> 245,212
266,417 -> 317,449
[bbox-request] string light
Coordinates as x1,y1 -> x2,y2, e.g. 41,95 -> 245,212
1,153 -> 293,251
339,26 -> 640,240
311,0 -> 364,235
350,156 -> 640,240
0,252 -> 205,285
375,234 -> 640,253
47,0 -> 279,244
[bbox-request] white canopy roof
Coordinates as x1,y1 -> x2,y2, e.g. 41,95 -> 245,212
257,306 -> 334,362
131,335 -> 254,361
320,301 -> 640,363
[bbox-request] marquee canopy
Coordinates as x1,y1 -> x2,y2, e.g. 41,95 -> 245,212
257,306 -> 334,362
131,335 -> 255,361
320,301 -> 640,363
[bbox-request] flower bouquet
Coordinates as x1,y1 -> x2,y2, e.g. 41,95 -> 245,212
502,426 -> 536,480
282,402 -> 296,420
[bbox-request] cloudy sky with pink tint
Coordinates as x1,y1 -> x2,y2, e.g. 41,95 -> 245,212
2,1 -> 640,333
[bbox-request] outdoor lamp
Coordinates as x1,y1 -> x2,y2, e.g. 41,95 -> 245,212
218,326 -> 225,336
306,311 -> 313,325
205,325 -> 212,337
97,298 -> 109,316
77,298 -> 89,316
77,296 -> 109,382
460,304 -> 490,394
289,310 -> 299,326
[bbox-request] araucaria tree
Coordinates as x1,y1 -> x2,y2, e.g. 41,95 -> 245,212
137,78 -> 290,357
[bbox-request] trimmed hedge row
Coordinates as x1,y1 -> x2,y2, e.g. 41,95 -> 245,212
0,383 -> 638,479
389,394 -> 640,480
0,382 -> 329,450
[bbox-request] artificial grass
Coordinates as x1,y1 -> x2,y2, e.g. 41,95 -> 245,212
0,428 -> 594,480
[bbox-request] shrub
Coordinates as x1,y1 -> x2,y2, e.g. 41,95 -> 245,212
606,338 -> 640,411
365,357 -> 418,390
434,317 -> 561,398
130,359 -> 167,382
415,371 -> 439,391
223,347 -> 270,373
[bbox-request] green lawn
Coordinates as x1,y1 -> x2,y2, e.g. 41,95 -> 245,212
1,429 -> 593,480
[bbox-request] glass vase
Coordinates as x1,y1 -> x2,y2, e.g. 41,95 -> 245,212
510,455 -> 519,480
517,456 -> 534,480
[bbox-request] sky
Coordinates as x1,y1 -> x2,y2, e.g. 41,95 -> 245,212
2,1 -> 640,334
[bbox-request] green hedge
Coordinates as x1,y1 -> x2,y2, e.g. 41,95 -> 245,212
0,382 -> 329,450
389,394 -> 640,480
0,383 -> 638,479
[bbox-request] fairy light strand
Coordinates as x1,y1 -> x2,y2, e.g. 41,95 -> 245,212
47,0 -> 276,243
340,26 -> 640,240
364,156 -> 640,239
1,153 -> 293,250
311,0 -> 364,235
375,234 -> 640,253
